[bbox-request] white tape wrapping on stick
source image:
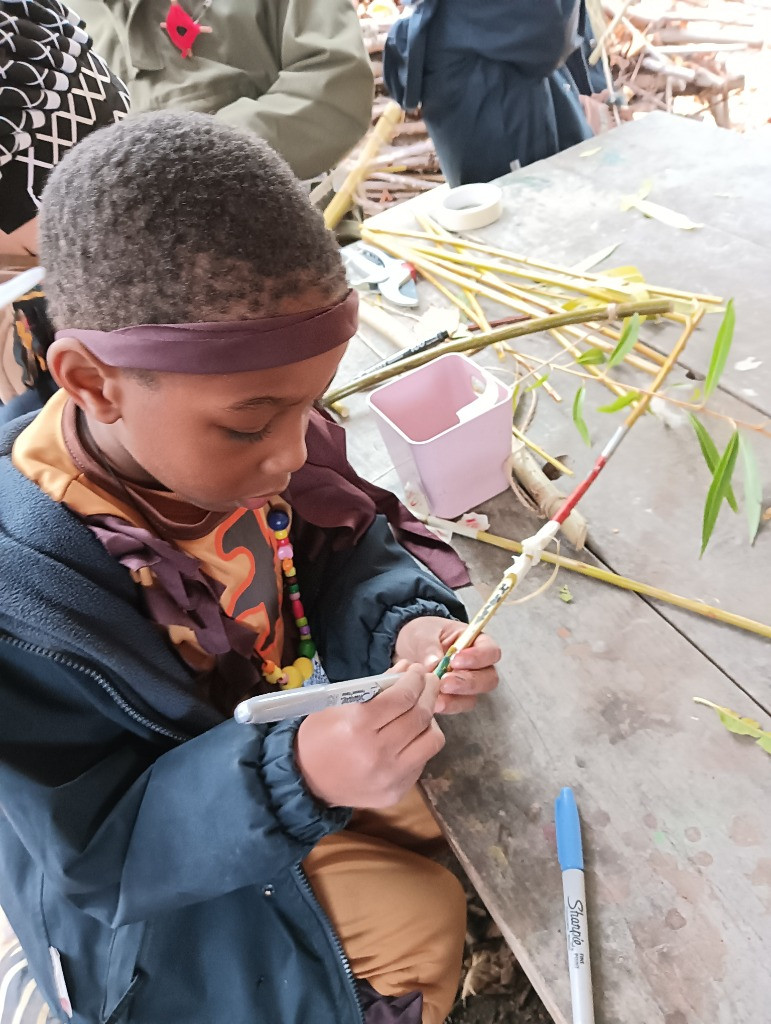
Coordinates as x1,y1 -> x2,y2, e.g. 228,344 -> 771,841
432,182 -> 503,232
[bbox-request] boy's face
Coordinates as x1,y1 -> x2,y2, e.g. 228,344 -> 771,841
106,341 -> 348,512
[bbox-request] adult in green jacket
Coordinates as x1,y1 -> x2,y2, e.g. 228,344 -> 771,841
74,0 -> 374,179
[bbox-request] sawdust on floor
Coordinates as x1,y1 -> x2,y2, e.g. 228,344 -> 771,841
445,877 -> 554,1024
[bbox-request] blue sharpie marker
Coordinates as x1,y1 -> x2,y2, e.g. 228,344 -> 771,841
555,787 -> 595,1024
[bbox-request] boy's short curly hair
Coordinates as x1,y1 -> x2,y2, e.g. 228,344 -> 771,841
39,111 -> 347,330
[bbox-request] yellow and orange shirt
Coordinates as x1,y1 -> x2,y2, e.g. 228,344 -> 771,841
12,390 -> 289,712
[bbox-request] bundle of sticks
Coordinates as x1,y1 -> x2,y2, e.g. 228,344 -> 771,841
591,0 -> 763,128
353,1 -> 444,215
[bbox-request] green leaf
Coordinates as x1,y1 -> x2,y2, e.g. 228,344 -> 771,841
572,386 -> 591,447
688,415 -> 738,513
693,698 -> 771,757
738,434 -> 763,545
606,314 -> 641,369
703,299 -> 735,401
559,585 -> 573,603
597,391 -> 641,413
700,430 -> 739,556
524,374 -> 550,393
576,347 -> 606,366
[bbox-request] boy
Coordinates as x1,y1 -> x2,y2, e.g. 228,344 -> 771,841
0,112 -> 500,1024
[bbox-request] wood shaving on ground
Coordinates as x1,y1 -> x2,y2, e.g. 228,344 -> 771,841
445,873 -> 554,1024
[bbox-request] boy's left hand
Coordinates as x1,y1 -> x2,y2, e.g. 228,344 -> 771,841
393,616 -> 501,715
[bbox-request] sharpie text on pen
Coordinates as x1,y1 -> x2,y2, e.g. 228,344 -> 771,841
566,897 -> 587,950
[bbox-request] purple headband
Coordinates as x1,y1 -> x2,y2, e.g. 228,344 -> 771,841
54,289 -> 359,373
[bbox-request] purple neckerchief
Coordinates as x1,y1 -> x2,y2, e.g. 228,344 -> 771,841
357,980 -> 423,1024
87,514 -> 256,660
287,408 -> 470,590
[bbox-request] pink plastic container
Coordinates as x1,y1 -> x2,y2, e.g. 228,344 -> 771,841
368,353 -> 512,518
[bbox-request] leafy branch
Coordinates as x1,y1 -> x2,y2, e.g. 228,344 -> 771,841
693,698 -> 771,757
532,303 -> 764,554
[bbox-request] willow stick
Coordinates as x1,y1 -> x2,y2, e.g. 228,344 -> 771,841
413,263 -> 480,324
364,225 -> 725,306
324,297 -> 673,404
389,245 -> 615,386
507,349 -> 563,403
418,516 -> 771,640
626,308 -> 703,429
512,426 -> 573,476
324,101 -> 403,229
364,226 -> 624,285
409,250 -> 660,378
417,213 -> 490,332
406,242 -> 632,304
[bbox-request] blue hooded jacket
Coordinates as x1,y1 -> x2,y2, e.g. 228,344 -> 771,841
384,0 -> 593,186
0,413 -> 465,1024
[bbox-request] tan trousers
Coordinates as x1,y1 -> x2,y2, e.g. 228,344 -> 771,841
303,788 -> 466,1024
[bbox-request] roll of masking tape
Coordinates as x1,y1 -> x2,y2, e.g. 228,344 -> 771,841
432,182 -> 503,232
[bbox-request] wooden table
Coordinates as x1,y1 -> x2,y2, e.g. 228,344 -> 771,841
335,114 -> 771,1024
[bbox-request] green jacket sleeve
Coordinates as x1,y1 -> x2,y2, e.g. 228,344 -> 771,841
217,0 -> 374,179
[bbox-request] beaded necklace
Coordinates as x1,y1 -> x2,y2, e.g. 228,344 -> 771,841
262,507 -> 319,690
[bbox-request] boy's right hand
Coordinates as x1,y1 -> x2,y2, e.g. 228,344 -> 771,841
294,663 -> 445,809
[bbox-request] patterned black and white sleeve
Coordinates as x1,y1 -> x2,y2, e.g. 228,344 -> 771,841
0,0 -> 130,233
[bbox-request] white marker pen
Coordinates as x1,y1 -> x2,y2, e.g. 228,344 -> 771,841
234,673 -> 400,724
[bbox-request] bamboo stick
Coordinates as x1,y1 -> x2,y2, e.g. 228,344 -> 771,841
512,426 -> 573,477
419,515 -> 771,640
369,239 -> 630,398
506,348 -> 563,403
324,297 -> 673,404
366,228 -> 672,363
324,101 -> 403,229
363,225 -> 724,305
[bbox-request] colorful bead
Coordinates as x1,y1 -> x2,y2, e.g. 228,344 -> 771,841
267,509 -> 290,531
262,660 -> 287,686
295,657 -> 314,681
281,665 -> 303,689
264,505 -> 324,689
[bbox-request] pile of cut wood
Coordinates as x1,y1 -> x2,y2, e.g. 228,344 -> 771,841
595,0 -> 767,128
350,1 -> 767,217
354,1 -> 444,216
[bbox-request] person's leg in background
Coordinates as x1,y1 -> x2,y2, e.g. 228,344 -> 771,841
303,787 -> 466,1024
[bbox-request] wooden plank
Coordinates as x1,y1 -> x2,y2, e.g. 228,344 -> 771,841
337,116 -> 771,1024
419,524 -> 771,1024
336,402 -> 771,1020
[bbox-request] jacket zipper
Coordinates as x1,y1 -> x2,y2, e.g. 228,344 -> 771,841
294,865 -> 365,1024
2,631 -> 363,1021
0,632 -> 189,742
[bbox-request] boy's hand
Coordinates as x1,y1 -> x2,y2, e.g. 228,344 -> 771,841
394,616 -> 501,715
295,664 -> 445,809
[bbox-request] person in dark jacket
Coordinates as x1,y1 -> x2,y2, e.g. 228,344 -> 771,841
0,110 -> 502,1024
384,0 -> 595,186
